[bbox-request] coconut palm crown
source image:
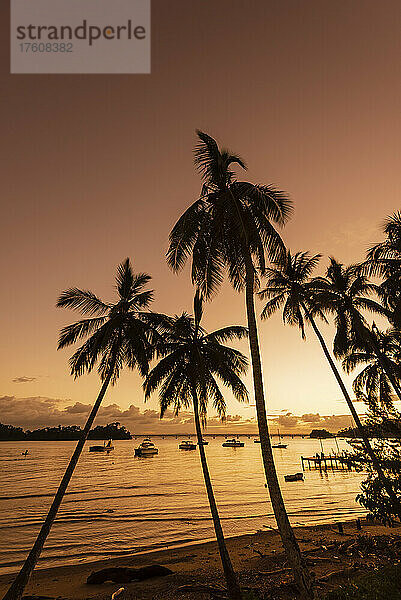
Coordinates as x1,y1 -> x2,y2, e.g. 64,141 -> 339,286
311,258 -> 389,358
57,258 -> 157,382
144,292 -> 249,418
343,327 -> 401,411
365,212 -> 401,327
167,130 -> 292,296
259,249 -> 325,337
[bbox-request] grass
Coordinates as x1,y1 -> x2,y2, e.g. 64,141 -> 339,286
324,563 -> 401,599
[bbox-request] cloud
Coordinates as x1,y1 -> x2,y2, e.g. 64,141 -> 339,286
12,376 -> 37,384
0,396 -> 362,434
271,412 -> 359,432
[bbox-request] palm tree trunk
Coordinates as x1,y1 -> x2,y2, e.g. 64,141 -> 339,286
191,384 -> 243,600
244,256 -> 314,599
3,372 -> 114,600
301,303 -> 401,520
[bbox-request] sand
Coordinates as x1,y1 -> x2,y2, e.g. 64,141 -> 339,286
0,520 -> 398,600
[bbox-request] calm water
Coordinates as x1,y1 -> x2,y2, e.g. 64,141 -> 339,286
0,437 -> 365,574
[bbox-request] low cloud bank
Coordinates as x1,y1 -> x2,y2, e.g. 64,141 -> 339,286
0,396 -> 357,434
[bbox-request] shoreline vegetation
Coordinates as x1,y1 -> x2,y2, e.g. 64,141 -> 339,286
0,519 -> 399,600
1,422 -> 398,441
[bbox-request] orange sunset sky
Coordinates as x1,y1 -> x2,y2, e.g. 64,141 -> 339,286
0,0 -> 400,433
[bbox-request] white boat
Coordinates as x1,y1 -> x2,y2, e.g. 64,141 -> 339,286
222,438 -> 244,447
89,439 -> 114,453
179,440 -> 197,450
198,439 -> 209,445
134,438 -> 158,456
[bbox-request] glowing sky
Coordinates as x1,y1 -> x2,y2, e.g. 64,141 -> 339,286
1,0 -> 400,432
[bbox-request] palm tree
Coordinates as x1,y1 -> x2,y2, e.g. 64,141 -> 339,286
365,212 -> 401,327
3,259 -> 156,600
144,291 -> 248,600
343,327 -> 401,412
312,258 -> 401,403
167,131 -> 314,598
259,250 -> 401,519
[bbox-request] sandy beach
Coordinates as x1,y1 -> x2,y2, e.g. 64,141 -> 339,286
1,519 -> 399,600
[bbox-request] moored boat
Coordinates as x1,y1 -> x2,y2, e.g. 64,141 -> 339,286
222,438 -> 244,447
89,439 -> 114,453
284,472 -> 304,482
134,438 -> 158,456
179,440 -> 197,450
272,429 -> 287,448
254,438 -> 261,443
197,439 -> 209,445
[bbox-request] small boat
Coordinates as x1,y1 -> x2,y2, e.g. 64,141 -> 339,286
272,429 -> 287,448
222,438 -> 244,447
284,472 -> 304,482
179,440 -> 197,450
254,438 -> 261,443
89,439 -> 114,453
134,438 -> 158,456
198,439 -> 209,445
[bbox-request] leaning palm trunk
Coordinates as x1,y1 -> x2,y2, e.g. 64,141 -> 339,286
191,385 -> 243,600
3,372 -> 113,600
244,258 -> 314,599
301,303 -> 401,521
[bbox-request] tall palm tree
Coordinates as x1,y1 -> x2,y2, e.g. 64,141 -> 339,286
167,131 -> 314,598
313,258 -> 401,403
365,212 -> 401,327
259,250 -> 401,519
3,259 -> 156,600
144,291 -> 248,600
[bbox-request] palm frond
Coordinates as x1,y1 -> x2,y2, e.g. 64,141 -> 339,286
57,317 -> 106,349
56,288 -> 110,316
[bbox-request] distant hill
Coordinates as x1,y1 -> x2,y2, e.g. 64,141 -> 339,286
0,421 -> 132,441
309,429 -> 334,439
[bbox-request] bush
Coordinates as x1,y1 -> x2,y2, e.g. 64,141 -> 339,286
324,563 -> 401,599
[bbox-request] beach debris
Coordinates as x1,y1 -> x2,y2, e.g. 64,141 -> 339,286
176,584 -> 227,599
86,564 -> 173,584
258,567 -> 291,576
22,596 -> 54,600
111,587 -> 125,600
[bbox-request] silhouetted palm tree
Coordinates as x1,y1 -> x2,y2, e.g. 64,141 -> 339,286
144,291 -> 248,600
259,251 -> 401,518
3,259 -> 156,600
167,131 -> 313,598
365,212 -> 401,327
313,258 -> 401,403
343,327 -> 401,412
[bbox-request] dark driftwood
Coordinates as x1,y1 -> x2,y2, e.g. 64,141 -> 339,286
86,565 -> 173,584
317,563 -> 361,583
258,567 -> 291,576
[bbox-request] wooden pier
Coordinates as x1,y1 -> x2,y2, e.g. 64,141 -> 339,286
301,453 -> 355,472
